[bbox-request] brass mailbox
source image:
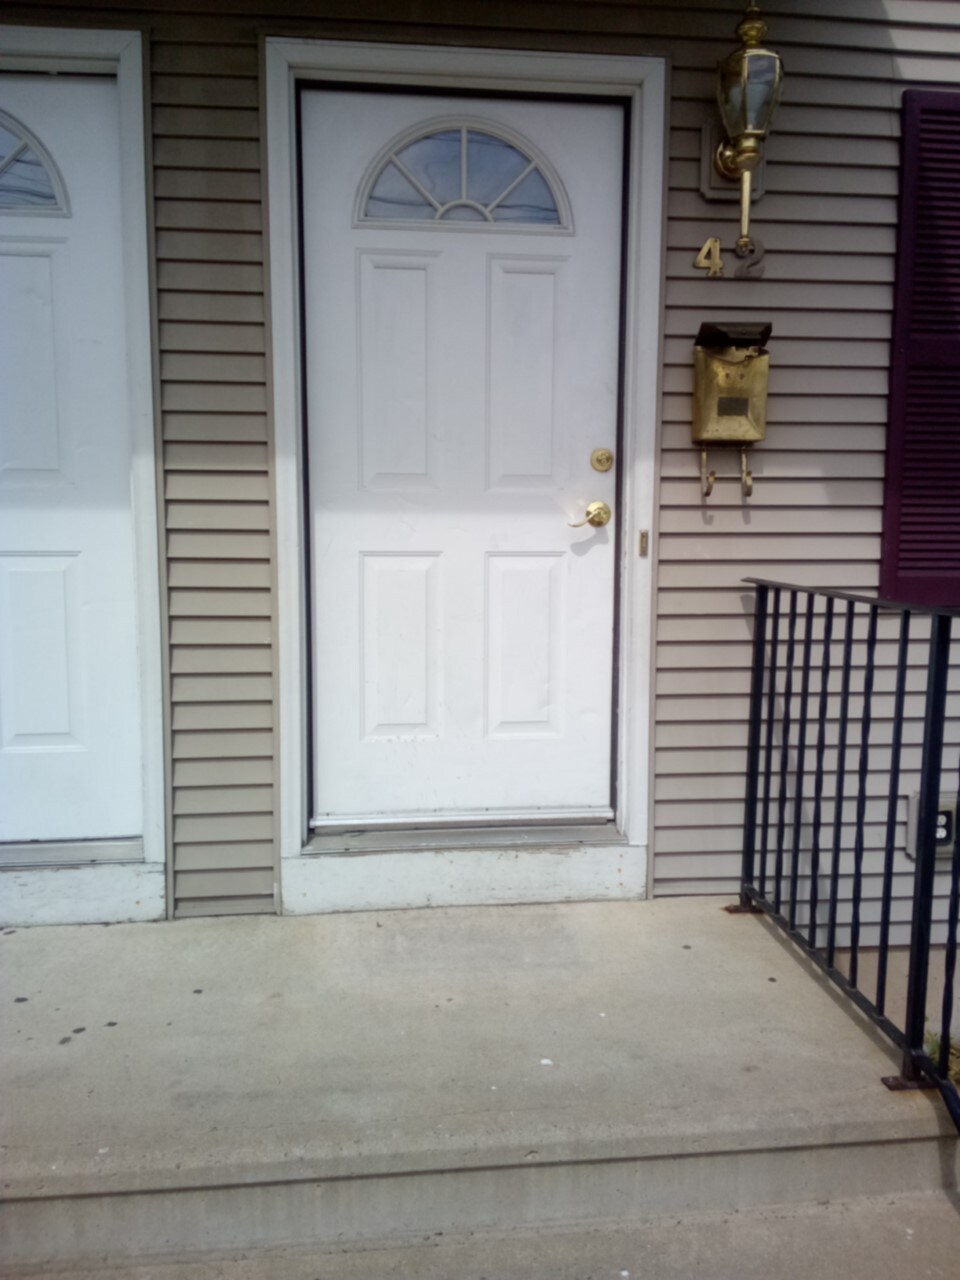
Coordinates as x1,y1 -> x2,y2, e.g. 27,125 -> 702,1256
693,321 -> 771,497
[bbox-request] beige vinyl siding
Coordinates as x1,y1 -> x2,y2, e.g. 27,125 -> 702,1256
153,42 -> 277,915
9,0 -> 959,916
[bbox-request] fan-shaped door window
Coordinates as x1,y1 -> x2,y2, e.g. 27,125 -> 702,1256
0,111 -> 68,213
358,120 -> 570,228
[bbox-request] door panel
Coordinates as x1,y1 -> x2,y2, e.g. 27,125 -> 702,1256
301,90 -> 624,825
0,75 -> 143,842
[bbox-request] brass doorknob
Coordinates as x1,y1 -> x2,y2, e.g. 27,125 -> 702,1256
569,501 -> 612,529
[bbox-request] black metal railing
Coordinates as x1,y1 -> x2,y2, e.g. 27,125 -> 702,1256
740,579 -> 960,1130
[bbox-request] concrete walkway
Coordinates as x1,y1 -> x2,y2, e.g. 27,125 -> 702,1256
1,898 -> 957,1271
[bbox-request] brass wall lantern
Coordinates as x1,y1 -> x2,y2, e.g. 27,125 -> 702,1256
714,3 -> 784,256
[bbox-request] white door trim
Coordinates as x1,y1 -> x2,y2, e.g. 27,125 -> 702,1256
266,39 -> 665,901
0,26 -> 165,882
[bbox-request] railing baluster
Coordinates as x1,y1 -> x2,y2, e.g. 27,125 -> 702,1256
741,584 -> 770,904
827,600 -> 855,970
775,591 -> 799,915
809,597 -> 834,950
876,610 -> 910,1016
849,603 -> 878,990
738,578 -> 960,1132
758,589 -> 781,901
789,594 -> 815,930
902,614 -> 952,1081
939,751 -> 960,1082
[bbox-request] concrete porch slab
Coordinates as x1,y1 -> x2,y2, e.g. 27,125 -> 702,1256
1,898 -> 957,1268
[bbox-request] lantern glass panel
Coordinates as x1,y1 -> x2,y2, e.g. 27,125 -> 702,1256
717,55 -> 746,138
742,50 -> 782,133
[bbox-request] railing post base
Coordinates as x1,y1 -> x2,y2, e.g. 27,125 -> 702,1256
725,898 -> 762,914
882,1071 -> 937,1093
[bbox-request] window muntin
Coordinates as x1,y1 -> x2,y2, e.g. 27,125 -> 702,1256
358,120 -> 569,229
0,111 -> 68,213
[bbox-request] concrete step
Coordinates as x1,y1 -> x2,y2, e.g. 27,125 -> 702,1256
2,901 -> 957,1271
5,1194 -> 958,1280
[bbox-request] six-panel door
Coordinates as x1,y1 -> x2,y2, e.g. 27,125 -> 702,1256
301,91 -> 625,826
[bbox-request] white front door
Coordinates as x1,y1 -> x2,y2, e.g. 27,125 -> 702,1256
301,90 -> 625,827
0,75 -> 144,843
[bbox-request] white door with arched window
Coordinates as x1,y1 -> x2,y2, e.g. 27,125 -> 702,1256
0,74 -> 148,850
301,90 -> 626,828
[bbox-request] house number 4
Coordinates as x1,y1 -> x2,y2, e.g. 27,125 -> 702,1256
694,236 -> 725,278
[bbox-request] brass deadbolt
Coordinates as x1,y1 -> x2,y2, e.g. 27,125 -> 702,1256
591,448 -> 614,472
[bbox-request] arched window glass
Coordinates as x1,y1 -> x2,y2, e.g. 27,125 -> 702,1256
360,122 -> 568,228
0,112 -> 67,212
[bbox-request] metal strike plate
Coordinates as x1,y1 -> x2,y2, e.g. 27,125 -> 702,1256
591,448 -> 614,472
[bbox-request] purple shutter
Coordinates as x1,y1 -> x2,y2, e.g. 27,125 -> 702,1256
879,90 -> 960,607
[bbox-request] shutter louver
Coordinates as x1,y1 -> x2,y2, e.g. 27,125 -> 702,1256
880,91 -> 960,607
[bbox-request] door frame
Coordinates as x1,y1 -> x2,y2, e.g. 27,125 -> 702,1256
0,26 -> 166,914
266,39 -> 666,898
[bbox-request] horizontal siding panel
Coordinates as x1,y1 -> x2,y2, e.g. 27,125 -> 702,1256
161,352 -> 266,383
154,168 -> 261,202
159,295 -> 265,325
659,423 -> 888,452
661,453 -> 885,481
156,201 -> 262,232
175,897 -> 274,917
172,674 -> 272,702
168,561 -> 272,589
173,813 -> 273,843
175,842 -> 274,870
665,308 -> 891,340
161,384 -> 268,413
166,502 -> 270,530
153,106 -> 260,138
151,44 -> 257,76
658,533 -> 880,561
665,279 -> 892,311
165,473 -> 269,502
172,703 -> 273,732
155,138 -> 260,170
172,728 -> 274,758
157,261 -> 263,293
174,786 -> 273,815
174,869 -> 275,898
165,441 -> 268,468
173,759 -> 273,787
170,645 -> 272,673
658,563 -> 878,590
170,619 -> 272,647
169,590 -> 271,619
164,414 -> 268,443
167,531 -> 271,559
151,75 -> 260,109
658,507 -> 883,537
157,230 -> 263,263
160,322 -> 265,353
